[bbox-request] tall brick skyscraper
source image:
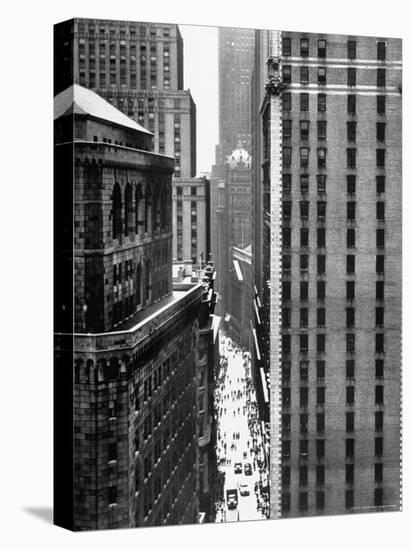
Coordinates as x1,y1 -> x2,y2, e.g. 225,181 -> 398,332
252,31 -> 402,519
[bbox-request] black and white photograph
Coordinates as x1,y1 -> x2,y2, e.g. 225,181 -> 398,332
53,17 -> 402,530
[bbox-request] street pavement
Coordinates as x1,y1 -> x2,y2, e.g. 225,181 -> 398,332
214,333 -> 268,523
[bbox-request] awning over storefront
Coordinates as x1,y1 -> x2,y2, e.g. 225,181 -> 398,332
260,368 -> 269,403
252,328 -> 261,361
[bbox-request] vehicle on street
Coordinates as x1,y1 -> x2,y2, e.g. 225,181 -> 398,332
226,488 -> 238,509
244,462 -> 252,476
234,462 -> 242,474
239,483 -> 250,496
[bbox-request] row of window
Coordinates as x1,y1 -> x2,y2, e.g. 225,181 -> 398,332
283,147 -> 386,169
281,486 -> 384,513
284,120 -> 386,142
283,93 -> 386,114
282,386 -> 384,408
282,307 -> 385,328
282,332 -> 385,354
282,359 -> 385,382
283,66 -> 386,87
282,37 -> 387,61
283,175 -> 386,195
283,225 -> 385,252
283,281 -> 385,303
282,436 -> 383,460
283,254 -> 385,275
77,23 -> 171,39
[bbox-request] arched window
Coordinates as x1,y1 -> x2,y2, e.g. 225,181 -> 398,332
145,259 -> 152,303
112,183 -> 122,239
125,183 -> 133,236
145,185 -> 152,234
106,357 -> 119,380
135,185 -> 143,235
136,263 -> 142,306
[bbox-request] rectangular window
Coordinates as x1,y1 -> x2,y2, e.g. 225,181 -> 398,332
376,149 -> 385,167
283,361 -> 291,380
317,282 -> 326,304
377,68 -> 386,87
347,40 -> 357,59
300,281 -> 309,301
316,439 -> 325,458
347,175 -> 356,195
376,255 -> 384,274
317,175 -> 326,194
346,438 -> 355,458
282,492 -> 291,511
318,93 -> 326,112
316,465 -> 325,485
300,439 -> 309,457
317,412 -> 325,432
317,333 -> 325,353
376,359 -> 384,378
346,307 -> 355,327
376,307 -> 384,327
300,415 -> 309,435
377,41 -> 386,60
346,385 -> 355,404
300,174 -> 309,193
300,334 -> 308,353
282,466 -> 291,486
317,201 -> 326,220
300,228 -> 309,247
346,281 -> 355,301
347,228 -> 356,248
283,334 -> 291,354
317,121 -> 327,140
283,281 -> 291,301
300,308 -> 308,328
376,228 -> 385,248
283,255 -> 291,273
346,464 -> 354,484
300,254 -> 309,271
300,38 -> 309,57
283,65 -> 292,83
318,39 -> 326,58
300,201 -> 309,219
283,147 -> 292,166
376,281 -> 384,301
375,488 -> 384,507
317,228 -> 326,248
283,119 -> 292,139
300,148 -> 310,167
317,308 -> 326,327
347,67 -> 356,86
346,412 -> 355,433
346,490 -> 354,510
346,333 -> 355,354
347,254 -> 355,274
283,93 -> 292,111
376,176 -> 385,194
347,94 -> 356,114
299,492 -> 308,511
346,359 -> 355,379
283,227 -> 291,248
300,361 -> 309,381
375,410 -> 384,431
300,120 -> 309,140
347,149 -> 356,169
300,66 -> 309,84
317,255 -> 326,274
282,413 -> 291,433
347,121 -> 357,141
282,308 -> 291,328
283,37 -> 291,56
377,95 -> 386,114
318,67 -> 326,85
376,333 -> 384,353
317,148 -> 326,168
375,463 -> 383,483
375,437 -> 383,456
299,466 -> 308,487
317,386 -> 325,405
282,440 -> 291,459
300,93 -> 309,111
283,173 -> 292,193
377,122 -> 386,142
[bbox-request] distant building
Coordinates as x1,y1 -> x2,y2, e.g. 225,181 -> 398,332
172,177 -> 211,264
54,18 -> 196,179
218,27 -> 255,157
54,84 -> 207,530
252,31 -> 402,519
227,244 -> 252,348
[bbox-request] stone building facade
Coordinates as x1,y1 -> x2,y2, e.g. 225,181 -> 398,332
54,84 -> 207,530
255,31 -> 402,519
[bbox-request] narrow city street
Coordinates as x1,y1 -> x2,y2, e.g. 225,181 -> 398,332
214,332 -> 269,523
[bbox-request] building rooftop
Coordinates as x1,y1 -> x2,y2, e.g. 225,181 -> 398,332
54,84 -> 152,135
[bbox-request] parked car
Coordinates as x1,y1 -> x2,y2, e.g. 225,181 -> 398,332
234,462 -> 242,474
239,483 -> 250,496
244,462 -> 252,476
226,489 -> 238,509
